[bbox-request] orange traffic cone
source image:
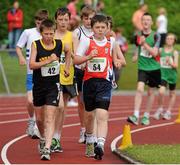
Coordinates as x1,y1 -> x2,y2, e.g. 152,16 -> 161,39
119,125 -> 133,150
175,109 -> 180,124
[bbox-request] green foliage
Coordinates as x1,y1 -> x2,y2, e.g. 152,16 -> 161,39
0,0 -> 180,42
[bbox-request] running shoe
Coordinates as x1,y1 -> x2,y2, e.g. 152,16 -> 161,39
31,127 -> 40,139
85,143 -> 95,157
141,116 -> 150,125
26,118 -> 35,137
78,129 -> 86,143
163,111 -> 171,120
38,138 -> 45,155
67,99 -> 78,107
127,115 -> 139,125
94,145 -> 104,160
41,148 -> 51,160
50,138 -> 63,153
153,108 -> 163,120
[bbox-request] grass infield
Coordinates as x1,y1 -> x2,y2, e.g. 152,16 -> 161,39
122,144 -> 180,164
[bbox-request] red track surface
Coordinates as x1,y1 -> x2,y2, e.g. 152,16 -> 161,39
0,95 -> 180,164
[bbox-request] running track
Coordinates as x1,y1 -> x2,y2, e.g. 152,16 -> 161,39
0,94 -> 180,164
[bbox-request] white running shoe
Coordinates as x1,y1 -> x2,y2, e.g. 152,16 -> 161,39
26,118 -> 35,136
163,111 -> 172,120
78,129 -> 86,143
31,127 -> 40,139
153,108 -> 163,120
67,99 -> 78,107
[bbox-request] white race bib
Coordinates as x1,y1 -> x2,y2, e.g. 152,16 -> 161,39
87,57 -> 107,72
60,52 -> 65,64
41,60 -> 60,77
140,47 -> 152,58
160,57 -> 172,68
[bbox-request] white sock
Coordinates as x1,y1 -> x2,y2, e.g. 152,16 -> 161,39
86,133 -> 94,144
80,127 -> 85,132
134,110 -> 140,118
97,137 -> 105,147
144,112 -> 150,118
53,132 -> 60,140
157,107 -> 163,113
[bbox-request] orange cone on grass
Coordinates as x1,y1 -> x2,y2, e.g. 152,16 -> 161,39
175,109 -> 180,124
119,125 -> 133,150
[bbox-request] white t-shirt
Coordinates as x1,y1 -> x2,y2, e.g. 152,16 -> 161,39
73,25 -> 93,69
76,36 -> 116,57
16,28 -> 42,74
74,25 -> 93,40
156,15 -> 168,34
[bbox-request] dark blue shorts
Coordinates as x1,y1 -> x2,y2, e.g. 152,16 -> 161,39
83,78 -> 112,111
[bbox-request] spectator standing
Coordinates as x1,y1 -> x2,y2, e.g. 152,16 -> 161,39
132,4 -> 148,32
156,7 -> 168,47
7,1 -> 23,55
96,0 -> 105,15
67,0 -> 80,30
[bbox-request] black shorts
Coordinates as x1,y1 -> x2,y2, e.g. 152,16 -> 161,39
61,83 -> 78,98
75,67 -> 84,92
33,83 -> 60,107
83,78 -> 112,112
161,79 -> 176,91
138,69 -> 161,88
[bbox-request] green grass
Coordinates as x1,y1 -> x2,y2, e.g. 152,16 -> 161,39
0,44 -> 180,93
0,52 -> 26,93
123,144 -> 180,164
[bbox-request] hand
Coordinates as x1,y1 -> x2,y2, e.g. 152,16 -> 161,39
140,36 -> 146,45
132,55 -> 138,62
64,68 -> 70,77
50,53 -> 58,61
46,53 -> 58,64
19,57 -> 26,65
114,59 -> 122,69
87,49 -> 98,60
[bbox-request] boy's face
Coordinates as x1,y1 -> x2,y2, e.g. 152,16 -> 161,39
41,27 -> 55,43
141,15 -> 152,30
92,22 -> 107,38
82,13 -> 95,29
166,35 -> 175,46
56,13 -> 70,31
35,19 -> 44,29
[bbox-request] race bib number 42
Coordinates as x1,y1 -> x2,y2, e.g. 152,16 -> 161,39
87,57 -> 107,72
41,60 -> 60,77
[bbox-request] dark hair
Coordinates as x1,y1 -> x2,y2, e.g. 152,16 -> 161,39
40,19 -> 55,32
142,12 -> 152,18
35,9 -> 49,20
106,15 -> 113,29
54,7 -> 71,19
91,14 -> 108,27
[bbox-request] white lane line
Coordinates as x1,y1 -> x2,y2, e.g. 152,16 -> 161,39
0,112 -> 27,116
0,119 -> 28,124
111,122 -> 174,152
1,134 -> 27,165
1,122 -> 80,165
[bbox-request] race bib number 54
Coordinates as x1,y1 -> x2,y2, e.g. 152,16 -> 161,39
87,57 -> 107,72
41,60 -> 60,77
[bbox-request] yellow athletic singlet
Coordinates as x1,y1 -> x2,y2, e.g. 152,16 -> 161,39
59,31 -> 74,85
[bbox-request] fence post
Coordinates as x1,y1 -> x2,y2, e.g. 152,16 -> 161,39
0,56 -> 10,94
